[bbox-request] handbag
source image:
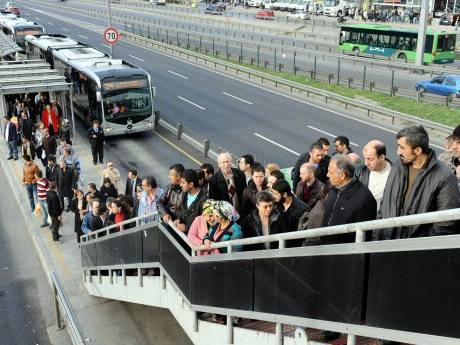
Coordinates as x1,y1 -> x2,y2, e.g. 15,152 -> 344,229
34,203 -> 42,216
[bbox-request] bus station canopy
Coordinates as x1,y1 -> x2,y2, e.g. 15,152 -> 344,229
0,30 -> 23,59
0,60 -> 71,95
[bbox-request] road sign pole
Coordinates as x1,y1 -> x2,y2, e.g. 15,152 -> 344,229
415,0 -> 428,66
107,0 -> 114,57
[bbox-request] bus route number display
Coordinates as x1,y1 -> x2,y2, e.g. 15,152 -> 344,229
102,79 -> 148,91
104,27 -> 120,45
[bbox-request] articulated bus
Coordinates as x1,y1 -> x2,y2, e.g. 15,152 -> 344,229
0,15 -> 44,48
339,24 -> 456,64
25,34 -> 155,136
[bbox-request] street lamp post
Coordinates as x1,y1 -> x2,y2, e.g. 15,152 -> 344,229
107,0 -> 114,57
415,0 -> 428,66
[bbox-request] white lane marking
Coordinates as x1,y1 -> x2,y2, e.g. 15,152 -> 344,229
47,22 -> 54,26
307,125 -> 359,147
253,132 -> 300,156
168,70 -> 189,79
129,54 -> 144,62
222,91 -> 253,105
78,34 -> 88,39
29,8 -> 45,13
61,28 -> 69,32
100,43 -> 110,48
177,96 -> 206,110
132,43 -> 405,139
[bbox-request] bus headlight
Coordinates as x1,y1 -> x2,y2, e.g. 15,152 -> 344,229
106,127 -> 114,132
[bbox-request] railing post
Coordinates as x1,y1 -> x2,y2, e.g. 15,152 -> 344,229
347,334 -> 356,345
177,123 -> 183,140
227,315 -> 234,344
192,310 -> 198,332
138,268 -> 143,287
276,322 -> 284,345
122,269 -> 127,286
204,139 -> 209,158
109,269 -> 113,284
278,239 -> 285,249
53,283 -> 63,330
161,272 -> 166,289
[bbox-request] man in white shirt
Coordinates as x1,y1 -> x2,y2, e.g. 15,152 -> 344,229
357,140 -> 392,212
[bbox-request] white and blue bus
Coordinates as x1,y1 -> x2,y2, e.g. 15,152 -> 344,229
0,15 -> 44,48
25,34 -> 155,136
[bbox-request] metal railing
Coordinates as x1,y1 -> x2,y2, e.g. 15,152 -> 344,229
51,272 -> 86,345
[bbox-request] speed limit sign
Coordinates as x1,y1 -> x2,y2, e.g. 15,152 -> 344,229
104,27 -> 120,45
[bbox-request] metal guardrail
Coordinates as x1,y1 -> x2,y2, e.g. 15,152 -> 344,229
51,272 -> 86,345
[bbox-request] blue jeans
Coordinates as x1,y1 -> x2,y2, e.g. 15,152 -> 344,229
38,199 -> 49,224
25,183 -> 37,211
7,140 -> 18,159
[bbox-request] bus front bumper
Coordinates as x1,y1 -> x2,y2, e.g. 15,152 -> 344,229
104,122 -> 154,136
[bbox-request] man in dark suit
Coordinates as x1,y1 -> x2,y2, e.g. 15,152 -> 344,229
124,169 -> 142,200
46,181 -> 63,242
209,152 -> 247,215
4,115 -> 18,160
87,120 -> 105,165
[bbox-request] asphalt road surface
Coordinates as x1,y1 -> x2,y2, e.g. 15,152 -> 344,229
0,166 -> 60,345
19,0 -> 443,169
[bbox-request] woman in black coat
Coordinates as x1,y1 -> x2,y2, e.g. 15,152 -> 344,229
69,189 -> 88,243
100,177 -> 118,203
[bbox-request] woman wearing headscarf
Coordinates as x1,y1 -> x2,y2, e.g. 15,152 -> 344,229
203,201 -> 243,254
187,200 -> 218,256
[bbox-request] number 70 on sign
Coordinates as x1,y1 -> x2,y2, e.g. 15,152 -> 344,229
104,27 -> 120,45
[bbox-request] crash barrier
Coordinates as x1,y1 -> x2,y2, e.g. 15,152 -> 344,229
81,208 -> 460,345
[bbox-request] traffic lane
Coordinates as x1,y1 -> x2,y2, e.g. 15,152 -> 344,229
0,167 -> 58,345
41,0 -> 423,93
20,5 -> 411,165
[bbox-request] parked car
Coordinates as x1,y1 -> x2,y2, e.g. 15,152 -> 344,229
150,0 -> 166,5
204,4 -> 224,14
4,2 -> 20,16
256,8 -> 275,19
261,0 -> 276,9
287,10 -> 310,20
415,75 -> 460,98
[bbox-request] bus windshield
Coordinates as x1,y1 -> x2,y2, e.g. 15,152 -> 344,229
437,35 -> 456,51
102,78 -> 152,123
324,0 -> 338,6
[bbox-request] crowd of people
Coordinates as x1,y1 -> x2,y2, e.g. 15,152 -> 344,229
9,110 -> 460,252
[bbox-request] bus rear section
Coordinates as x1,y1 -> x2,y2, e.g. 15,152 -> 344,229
339,24 -> 456,64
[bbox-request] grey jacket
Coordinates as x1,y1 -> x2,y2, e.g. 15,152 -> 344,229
377,149 -> 460,240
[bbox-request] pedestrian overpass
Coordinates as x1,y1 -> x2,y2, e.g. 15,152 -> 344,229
80,209 -> 460,345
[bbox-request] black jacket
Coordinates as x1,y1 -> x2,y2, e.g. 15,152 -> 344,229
69,198 -> 88,234
55,167 -> 77,196
19,117 -> 33,141
87,127 -> 105,146
157,183 -> 184,220
125,177 -> 142,198
291,153 -> 330,190
176,188 -> 208,231
321,178 -> 377,245
241,180 -> 268,217
100,184 -> 118,203
378,149 -> 460,240
45,164 -> 57,182
42,136 -> 57,156
208,168 -> 247,214
277,197 -> 308,232
46,190 -> 62,217
241,208 -> 286,251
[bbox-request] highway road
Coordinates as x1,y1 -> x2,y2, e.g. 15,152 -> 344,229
0,167 -> 71,345
24,0 -> 459,106
19,0 -> 443,169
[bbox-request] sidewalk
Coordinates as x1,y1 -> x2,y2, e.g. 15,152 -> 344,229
0,127 -> 196,345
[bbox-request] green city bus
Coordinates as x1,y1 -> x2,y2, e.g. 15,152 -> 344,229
339,23 -> 456,64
